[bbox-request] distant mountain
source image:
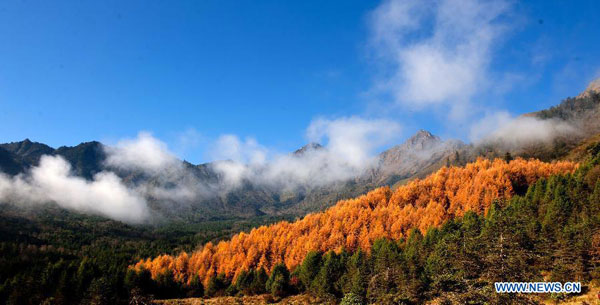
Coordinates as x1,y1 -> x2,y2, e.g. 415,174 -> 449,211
293,142 -> 323,156
0,129 -> 466,222
4,78 -> 599,223
366,130 -> 464,186
0,147 -> 24,176
500,78 -> 600,160
0,139 -> 54,167
0,139 -> 107,179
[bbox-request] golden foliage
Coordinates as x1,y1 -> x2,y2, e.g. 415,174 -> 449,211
133,158 -> 576,285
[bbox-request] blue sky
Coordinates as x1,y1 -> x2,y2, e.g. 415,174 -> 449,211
1,0 -> 599,164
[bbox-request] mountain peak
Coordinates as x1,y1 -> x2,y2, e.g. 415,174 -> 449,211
293,142 -> 323,156
577,77 -> 600,98
403,129 -> 441,150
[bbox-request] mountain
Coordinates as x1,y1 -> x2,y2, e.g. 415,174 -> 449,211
293,142 -> 323,156
3,76 -> 598,223
0,129 -> 465,222
55,141 -> 107,179
366,130 -> 464,186
0,139 -> 107,179
0,147 -> 24,176
0,138 -> 54,167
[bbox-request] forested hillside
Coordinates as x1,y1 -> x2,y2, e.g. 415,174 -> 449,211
0,204 -> 286,305
131,157 -> 582,303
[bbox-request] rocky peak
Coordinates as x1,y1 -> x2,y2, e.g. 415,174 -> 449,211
293,142 -> 323,156
0,139 -> 55,165
402,129 -> 442,151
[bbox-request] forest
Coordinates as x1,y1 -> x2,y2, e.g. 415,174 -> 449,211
0,207 -> 286,305
126,155 -> 597,304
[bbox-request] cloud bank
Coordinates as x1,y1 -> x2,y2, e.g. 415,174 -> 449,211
210,117 -> 402,189
104,132 -> 209,202
470,111 -> 577,148
0,155 -> 149,223
105,131 -> 179,173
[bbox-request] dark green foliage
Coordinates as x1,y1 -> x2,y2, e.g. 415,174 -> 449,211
297,250 -> 322,292
186,274 -> 204,297
313,251 -> 345,298
206,273 -> 230,298
0,202 -> 284,304
504,151 -> 513,162
235,268 -> 267,296
251,268 -> 269,295
154,270 -> 181,299
266,263 -> 291,297
341,249 -> 369,300
235,269 -> 253,295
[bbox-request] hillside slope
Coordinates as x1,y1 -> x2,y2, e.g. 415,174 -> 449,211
134,158 -> 577,285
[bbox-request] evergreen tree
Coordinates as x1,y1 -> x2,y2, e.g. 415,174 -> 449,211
297,251 -> 322,293
367,238 -> 402,303
342,249 -> 369,300
313,251 -> 344,298
250,268 -> 268,295
266,263 -> 290,297
186,274 -> 203,297
205,273 -> 229,298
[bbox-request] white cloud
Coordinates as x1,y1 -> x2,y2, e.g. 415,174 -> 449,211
369,0 -> 510,117
105,131 -> 179,172
210,117 -> 402,189
104,132 -> 214,202
306,116 -> 401,167
0,155 -> 149,223
470,111 -> 577,147
211,135 -> 268,165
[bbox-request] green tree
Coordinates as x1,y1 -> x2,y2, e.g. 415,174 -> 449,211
206,273 -> 229,298
266,263 -> 290,297
297,251 -> 322,293
250,268 -> 268,295
235,269 -> 254,295
187,274 -> 204,297
342,249 -> 369,300
313,251 -> 344,298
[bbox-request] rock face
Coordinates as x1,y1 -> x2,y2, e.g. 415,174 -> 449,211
293,142 -> 323,156
367,130 -> 464,185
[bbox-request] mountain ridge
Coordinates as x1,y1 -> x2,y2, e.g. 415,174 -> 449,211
0,129 -> 463,222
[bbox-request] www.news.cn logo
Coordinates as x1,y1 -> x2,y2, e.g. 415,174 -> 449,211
495,282 -> 581,294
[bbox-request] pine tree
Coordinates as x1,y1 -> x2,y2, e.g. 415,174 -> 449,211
187,274 -> 203,297
250,268 -> 268,295
313,251 -> 344,298
342,249 -> 369,300
298,251 -> 322,293
266,263 -> 290,298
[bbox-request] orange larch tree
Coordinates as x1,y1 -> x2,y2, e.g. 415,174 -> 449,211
133,158 -> 577,286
